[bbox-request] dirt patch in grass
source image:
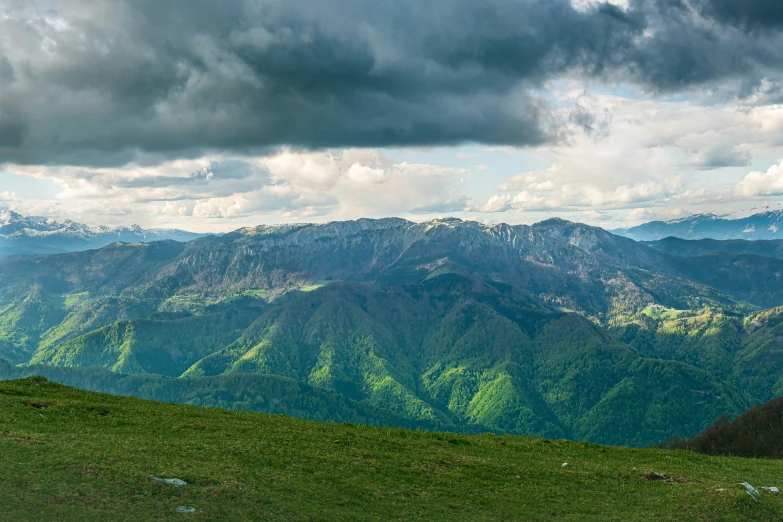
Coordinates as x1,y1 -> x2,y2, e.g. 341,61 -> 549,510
1,430 -> 45,445
86,407 -> 110,416
24,400 -> 53,410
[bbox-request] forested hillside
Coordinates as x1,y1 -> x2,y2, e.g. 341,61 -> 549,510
615,306 -> 783,402
665,393 -> 783,459
2,217 -> 783,447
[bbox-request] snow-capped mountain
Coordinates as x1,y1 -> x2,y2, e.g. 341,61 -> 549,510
615,211 -> 783,241
0,211 -> 204,256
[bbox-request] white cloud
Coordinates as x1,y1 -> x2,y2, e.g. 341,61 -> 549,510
472,194 -> 513,213
347,163 -> 386,184
192,196 -> 250,218
461,87 -> 783,226
512,190 -> 548,208
537,89 -> 783,189
496,168 -> 558,192
625,207 -> 690,223
1,147 -> 468,226
736,161 -> 783,197
477,161 -> 683,214
263,152 -> 341,189
570,0 -> 629,12
154,201 -> 193,217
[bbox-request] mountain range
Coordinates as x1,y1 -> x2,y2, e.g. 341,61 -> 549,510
2,216 -> 783,447
0,210 -> 203,256
5,209 -> 783,257
616,210 -> 783,241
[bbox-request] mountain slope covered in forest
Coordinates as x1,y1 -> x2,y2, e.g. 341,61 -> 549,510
2,217 -> 783,447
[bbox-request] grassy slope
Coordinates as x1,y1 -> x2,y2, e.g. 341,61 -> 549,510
2,378 -> 783,521
0,364 -> 451,432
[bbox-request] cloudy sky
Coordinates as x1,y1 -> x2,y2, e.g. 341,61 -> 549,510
2,0 -> 783,232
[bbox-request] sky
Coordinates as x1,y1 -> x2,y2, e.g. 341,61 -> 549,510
2,0 -> 783,232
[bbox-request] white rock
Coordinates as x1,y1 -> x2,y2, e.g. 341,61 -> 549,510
561,463 -> 568,468
762,487 -> 780,494
714,489 -> 726,492
741,482 -> 760,501
175,506 -> 196,514
152,477 -> 187,487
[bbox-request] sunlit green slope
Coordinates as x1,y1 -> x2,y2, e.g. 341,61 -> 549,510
2,377 -> 782,521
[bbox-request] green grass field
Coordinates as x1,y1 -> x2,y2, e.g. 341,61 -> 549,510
63,292 -> 90,309
299,280 -> 337,292
238,289 -> 268,299
2,377 -> 783,521
640,304 -> 687,321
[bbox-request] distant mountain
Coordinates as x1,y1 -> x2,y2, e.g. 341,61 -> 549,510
616,211 -> 783,241
645,237 -> 783,260
0,210 -> 204,256
0,216 -> 740,321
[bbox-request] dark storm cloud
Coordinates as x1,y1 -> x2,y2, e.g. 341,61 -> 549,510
700,0 -> 783,30
110,160 -> 270,190
568,104 -> 612,139
50,158 -> 275,203
0,0 -> 782,166
0,55 -> 14,85
688,143 -> 752,170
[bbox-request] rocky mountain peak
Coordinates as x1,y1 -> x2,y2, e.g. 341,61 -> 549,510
0,212 -> 203,256
0,210 -> 24,225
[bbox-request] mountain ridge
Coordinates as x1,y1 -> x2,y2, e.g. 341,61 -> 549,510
2,216 -> 783,446
616,210 -> 783,241
0,210 -> 204,256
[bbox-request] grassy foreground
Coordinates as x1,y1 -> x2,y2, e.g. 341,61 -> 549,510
1,378 -> 782,521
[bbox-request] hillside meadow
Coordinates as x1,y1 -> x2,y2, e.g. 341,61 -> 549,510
2,377 -> 783,521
